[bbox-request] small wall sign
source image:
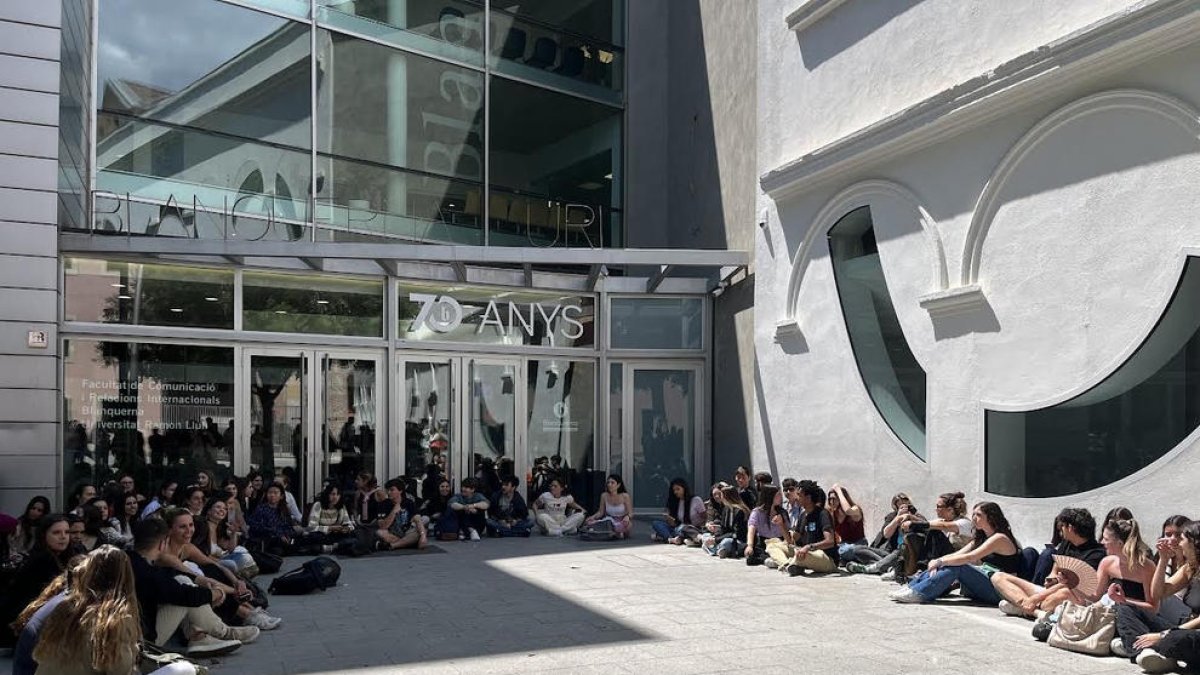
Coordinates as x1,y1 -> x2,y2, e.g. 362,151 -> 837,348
27,330 -> 48,349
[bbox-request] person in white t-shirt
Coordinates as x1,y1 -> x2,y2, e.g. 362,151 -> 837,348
531,479 -> 585,536
894,491 -> 973,581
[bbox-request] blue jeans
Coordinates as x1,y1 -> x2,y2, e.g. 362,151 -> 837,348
652,520 -> 684,540
487,516 -> 534,537
908,564 -> 1002,603
837,540 -> 867,564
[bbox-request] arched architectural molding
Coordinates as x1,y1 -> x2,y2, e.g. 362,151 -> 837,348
779,179 -> 948,338
961,89 -> 1200,287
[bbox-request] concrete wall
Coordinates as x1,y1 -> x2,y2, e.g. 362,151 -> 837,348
755,1 -> 1200,540
626,0 -> 759,483
0,1 -> 70,514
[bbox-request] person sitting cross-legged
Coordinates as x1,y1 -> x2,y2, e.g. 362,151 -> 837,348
992,507 -> 1105,618
487,475 -> 534,537
890,501 -> 1021,604
376,479 -> 428,550
845,492 -> 925,577
532,478 -> 586,536
444,477 -> 490,541
782,480 -> 839,576
1114,520 -> 1200,673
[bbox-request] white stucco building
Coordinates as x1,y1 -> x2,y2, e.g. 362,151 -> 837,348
754,0 -> 1200,538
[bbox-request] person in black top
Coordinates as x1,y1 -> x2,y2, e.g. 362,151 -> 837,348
733,466 -> 756,510
992,507 -> 1106,618
128,518 -> 256,656
0,515 -> 73,648
486,475 -> 534,537
784,480 -> 838,576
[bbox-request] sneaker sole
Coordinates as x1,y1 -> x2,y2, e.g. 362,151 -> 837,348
188,642 -> 242,657
1138,652 -> 1174,673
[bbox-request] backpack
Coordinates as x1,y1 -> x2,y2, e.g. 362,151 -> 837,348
268,556 -> 341,595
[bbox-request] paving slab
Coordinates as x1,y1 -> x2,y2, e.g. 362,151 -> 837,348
0,535 -> 1156,674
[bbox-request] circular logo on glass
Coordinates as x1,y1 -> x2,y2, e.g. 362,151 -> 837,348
426,295 -> 463,333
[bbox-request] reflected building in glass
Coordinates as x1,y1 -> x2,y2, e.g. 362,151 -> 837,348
0,0 -> 756,515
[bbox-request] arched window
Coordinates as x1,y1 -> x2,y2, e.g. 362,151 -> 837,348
829,206 -> 927,460
987,257 -> 1200,497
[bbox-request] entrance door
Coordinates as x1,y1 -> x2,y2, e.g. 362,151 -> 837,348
241,348 -> 382,505
399,354 -> 524,503
618,363 -> 704,510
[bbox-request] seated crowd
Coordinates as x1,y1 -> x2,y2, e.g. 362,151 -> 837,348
4,464 -> 1199,673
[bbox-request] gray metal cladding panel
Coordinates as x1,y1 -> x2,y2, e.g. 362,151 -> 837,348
0,155 -> 57,192
0,120 -> 57,158
0,456 -> 58,490
0,289 -> 57,322
0,221 -> 57,256
0,2 -> 62,28
0,21 -> 61,61
0,88 -> 58,126
0,354 -> 57,389
0,488 -> 61,516
0,424 -> 58,456
0,254 -> 57,289
0,320 -> 56,356
0,389 -> 57,421
0,54 -> 60,94
0,188 -> 57,224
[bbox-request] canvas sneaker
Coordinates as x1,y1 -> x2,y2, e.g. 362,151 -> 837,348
844,562 -> 868,574
186,634 -> 242,657
888,587 -> 923,603
880,570 -> 897,581
224,624 -> 261,642
1110,638 -> 1130,658
998,600 -> 1026,617
763,558 -> 779,569
468,528 -> 481,541
1135,648 -> 1177,673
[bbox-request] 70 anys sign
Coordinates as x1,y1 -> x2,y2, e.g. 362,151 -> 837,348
408,293 -> 586,340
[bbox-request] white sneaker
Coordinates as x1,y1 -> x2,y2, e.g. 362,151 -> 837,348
1136,648 -> 1177,673
998,599 -> 1025,617
186,634 -> 242,657
248,609 -> 281,630
468,528 -> 481,541
880,570 -> 897,581
1110,638 -> 1130,658
888,587 -> 923,603
764,558 -> 779,569
223,624 -> 261,642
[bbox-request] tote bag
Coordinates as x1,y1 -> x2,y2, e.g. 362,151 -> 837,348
1047,600 -> 1116,656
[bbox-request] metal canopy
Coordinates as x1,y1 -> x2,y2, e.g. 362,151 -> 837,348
59,234 -> 749,294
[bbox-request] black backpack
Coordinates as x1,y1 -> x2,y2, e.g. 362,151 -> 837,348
268,556 -> 341,595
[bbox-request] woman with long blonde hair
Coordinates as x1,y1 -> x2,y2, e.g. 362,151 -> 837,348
22,545 -> 197,674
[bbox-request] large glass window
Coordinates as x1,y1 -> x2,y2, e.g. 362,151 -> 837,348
493,0 -> 624,46
489,6 -> 624,102
64,257 -> 234,329
398,282 -> 595,347
828,207 -> 927,460
988,258 -> 1200,497
631,368 -> 696,509
610,297 -> 703,350
527,359 -> 596,503
243,272 -> 385,337
63,340 -> 235,492
95,0 -> 311,229
317,0 -> 486,66
489,77 -> 621,247
315,30 -> 485,243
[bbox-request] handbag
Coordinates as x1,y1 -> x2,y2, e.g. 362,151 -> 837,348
1047,600 -> 1116,656
579,518 -> 616,541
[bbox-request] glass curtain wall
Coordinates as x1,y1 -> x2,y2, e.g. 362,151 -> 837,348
88,0 -> 624,248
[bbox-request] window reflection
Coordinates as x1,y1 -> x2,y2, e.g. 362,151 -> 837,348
526,360 -> 596,504
489,8 -> 623,101
63,340 -> 235,492
493,0 -> 624,47
489,77 -> 621,247
829,207 -> 927,460
988,257 -> 1200,497
64,257 -> 234,329
317,0 -> 486,65
610,298 -> 703,350
243,271 -> 385,336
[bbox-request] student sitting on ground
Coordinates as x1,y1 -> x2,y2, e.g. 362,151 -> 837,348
845,492 -> 923,576
0,515 -> 74,648
7,496 -> 50,559
306,483 -> 356,553
733,466 -> 756,510
351,473 -> 390,528
582,475 -> 634,540
781,479 -> 803,530
745,485 -> 785,566
651,478 -> 706,544
781,480 -> 838,576
246,483 -> 309,554
1114,520 -> 1200,673
376,479 -> 427,550
532,478 -> 586,536
17,545 -> 198,675
993,507 -> 1105,618
1159,515 -> 1190,576
141,481 -> 177,521
1095,518 -> 1158,617
487,475 -> 534,537
889,501 -> 1020,604
127,518 -> 256,657
443,478 -> 490,541
697,483 -> 727,553
704,484 -> 750,558
897,491 -> 974,581
827,483 -> 867,565
202,498 -> 256,579
418,477 -> 452,531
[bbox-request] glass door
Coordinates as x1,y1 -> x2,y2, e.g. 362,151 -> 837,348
318,352 -> 382,496
243,350 -> 308,506
399,355 -> 457,503
466,357 -> 523,498
620,363 -> 704,510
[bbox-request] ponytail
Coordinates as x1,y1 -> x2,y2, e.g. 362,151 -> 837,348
1108,519 -> 1152,570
